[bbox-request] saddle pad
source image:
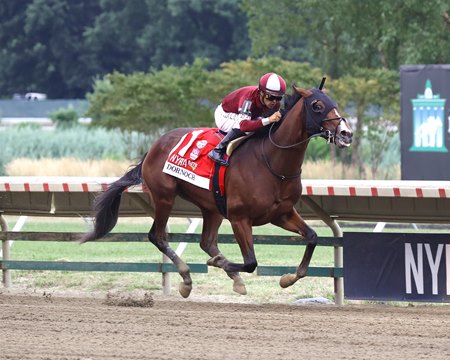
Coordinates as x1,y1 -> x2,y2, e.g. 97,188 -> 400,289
163,128 -> 225,193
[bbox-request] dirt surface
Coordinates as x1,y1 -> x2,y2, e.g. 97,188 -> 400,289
1,291 -> 450,360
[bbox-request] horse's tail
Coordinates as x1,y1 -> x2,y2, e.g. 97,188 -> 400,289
79,155 -> 146,243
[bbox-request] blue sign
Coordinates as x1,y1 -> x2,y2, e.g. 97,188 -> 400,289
344,232 -> 450,302
400,64 -> 450,180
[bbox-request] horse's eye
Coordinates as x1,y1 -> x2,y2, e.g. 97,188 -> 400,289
311,100 -> 324,113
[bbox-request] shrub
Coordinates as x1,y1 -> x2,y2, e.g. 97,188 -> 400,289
50,106 -> 79,129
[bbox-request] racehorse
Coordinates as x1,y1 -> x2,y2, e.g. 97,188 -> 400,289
80,84 -> 353,298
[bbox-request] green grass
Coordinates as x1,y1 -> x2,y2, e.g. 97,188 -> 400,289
1,216 -> 344,303
3,216 -> 446,304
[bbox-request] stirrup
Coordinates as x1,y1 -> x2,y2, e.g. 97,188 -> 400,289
208,150 -> 229,166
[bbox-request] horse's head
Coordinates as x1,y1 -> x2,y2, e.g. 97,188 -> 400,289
296,87 -> 353,148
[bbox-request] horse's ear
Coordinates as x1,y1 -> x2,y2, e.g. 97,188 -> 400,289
293,86 -> 312,97
291,82 -> 297,94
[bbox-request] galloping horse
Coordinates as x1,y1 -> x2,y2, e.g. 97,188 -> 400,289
80,84 -> 353,298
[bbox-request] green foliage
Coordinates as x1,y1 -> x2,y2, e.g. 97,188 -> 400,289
329,67 -> 400,175
0,0 -> 249,98
87,59 -> 214,132
242,0 -> 450,77
305,138 -> 331,161
360,126 -> 400,179
49,106 -> 79,129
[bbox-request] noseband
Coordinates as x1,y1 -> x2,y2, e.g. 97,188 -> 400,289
318,116 -> 349,144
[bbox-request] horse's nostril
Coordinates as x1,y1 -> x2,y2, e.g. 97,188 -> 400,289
341,130 -> 351,137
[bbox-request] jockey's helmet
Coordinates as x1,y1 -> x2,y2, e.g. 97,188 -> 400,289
258,73 -> 286,96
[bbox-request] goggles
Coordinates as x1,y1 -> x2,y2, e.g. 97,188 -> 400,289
264,93 -> 283,102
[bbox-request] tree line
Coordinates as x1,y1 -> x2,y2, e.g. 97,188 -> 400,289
0,0 -> 249,98
1,0 -> 448,99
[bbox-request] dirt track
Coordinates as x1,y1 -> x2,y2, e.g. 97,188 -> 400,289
1,292 -> 450,360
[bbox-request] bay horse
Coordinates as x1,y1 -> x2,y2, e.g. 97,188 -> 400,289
80,85 -> 353,298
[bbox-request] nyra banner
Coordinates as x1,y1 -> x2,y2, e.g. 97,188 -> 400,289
344,232 -> 450,302
400,64 -> 450,180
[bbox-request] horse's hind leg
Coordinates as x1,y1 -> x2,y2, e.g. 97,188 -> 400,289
199,211 -> 246,295
148,196 -> 193,298
271,208 -> 317,288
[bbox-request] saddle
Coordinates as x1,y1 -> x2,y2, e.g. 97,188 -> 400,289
226,137 -> 248,156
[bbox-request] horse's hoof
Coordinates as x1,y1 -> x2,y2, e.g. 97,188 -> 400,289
232,275 -> 247,295
179,282 -> 192,298
279,273 -> 298,288
233,282 -> 247,295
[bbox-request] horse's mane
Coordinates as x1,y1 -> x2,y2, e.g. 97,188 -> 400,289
282,89 -> 302,115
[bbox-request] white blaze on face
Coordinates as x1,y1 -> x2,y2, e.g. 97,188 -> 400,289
335,111 -> 352,147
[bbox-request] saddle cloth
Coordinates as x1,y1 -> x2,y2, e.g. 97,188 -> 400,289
162,128 -> 227,194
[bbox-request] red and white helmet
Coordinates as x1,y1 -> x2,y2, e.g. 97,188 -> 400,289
258,72 -> 286,96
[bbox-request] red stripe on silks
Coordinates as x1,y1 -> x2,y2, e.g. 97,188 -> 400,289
5,183 -> 11,192
415,188 -> 423,197
371,187 -> 378,196
101,183 -> 108,192
393,188 -> 401,197
63,183 -> 69,192
24,183 -> 30,192
43,183 -> 49,192
82,183 -> 88,192
439,188 -> 446,198
349,187 -> 356,196
327,186 -> 335,196
306,186 -> 313,195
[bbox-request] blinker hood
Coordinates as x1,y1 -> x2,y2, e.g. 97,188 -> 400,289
304,89 -> 337,136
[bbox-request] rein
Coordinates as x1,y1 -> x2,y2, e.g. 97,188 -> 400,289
262,125 -> 326,181
261,137 -> 301,181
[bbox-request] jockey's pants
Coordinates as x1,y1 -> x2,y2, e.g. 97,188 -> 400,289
214,104 -> 250,133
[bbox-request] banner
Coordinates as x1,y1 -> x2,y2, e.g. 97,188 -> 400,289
344,232 -> 450,302
400,64 -> 450,180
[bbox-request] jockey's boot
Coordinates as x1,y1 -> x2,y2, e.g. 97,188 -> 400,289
208,129 -> 245,166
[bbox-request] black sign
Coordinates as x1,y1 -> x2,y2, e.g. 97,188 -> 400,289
400,64 -> 450,180
344,232 -> 450,302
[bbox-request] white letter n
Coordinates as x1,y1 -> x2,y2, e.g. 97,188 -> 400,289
405,243 -> 424,294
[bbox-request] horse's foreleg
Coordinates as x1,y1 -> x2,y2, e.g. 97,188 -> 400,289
200,211 -> 246,295
271,209 -> 317,288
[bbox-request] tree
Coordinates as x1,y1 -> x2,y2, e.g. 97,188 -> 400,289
87,59 -> 213,133
0,0 -> 101,98
242,0 -> 450,76
0,0 -> 250,99
330,68 -> 399,177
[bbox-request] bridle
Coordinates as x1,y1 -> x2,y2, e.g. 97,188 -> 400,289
262,94 -> 348,181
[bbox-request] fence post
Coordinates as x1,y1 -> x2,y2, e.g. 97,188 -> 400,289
0,213 -> 11,287
162,254 -> 171,295
301,196 -> 344,305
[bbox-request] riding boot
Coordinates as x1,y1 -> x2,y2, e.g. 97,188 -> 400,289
208,129 -> 245,166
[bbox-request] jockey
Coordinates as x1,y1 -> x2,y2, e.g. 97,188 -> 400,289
208,72 -> 286,166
